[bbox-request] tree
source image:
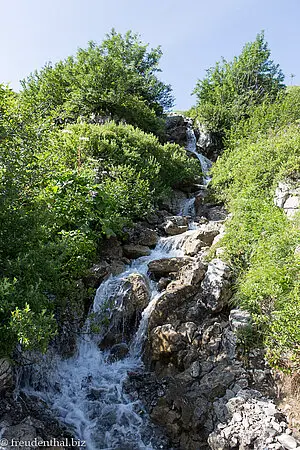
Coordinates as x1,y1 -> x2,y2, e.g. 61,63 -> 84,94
20,30 -> 174,135
192,31 -> 285,134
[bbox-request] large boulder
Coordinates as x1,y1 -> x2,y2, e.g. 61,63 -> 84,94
160,190 -> 188,215
195,122 -> 222,161
163,216 -> 189,236
201,258 -> 232,312
165,115 -> 188,146
123,223 -> 159,247
148,283 -> 197,332
148,257 -> 194,278
123,244 -> 151,259
183,221 -> 222,256
100,273 -> 150,346
108,343 -> 129,362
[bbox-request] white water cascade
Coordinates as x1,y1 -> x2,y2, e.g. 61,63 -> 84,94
186,126 -> 212,186
23,122 -> 213,450
23,236 -> 186,450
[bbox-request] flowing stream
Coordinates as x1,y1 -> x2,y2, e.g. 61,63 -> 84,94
23,125 -> 210,450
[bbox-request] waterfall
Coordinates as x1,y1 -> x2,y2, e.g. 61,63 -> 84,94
22,119 -> 213,450
186,126 -> 212,185
23,234 -> 185,450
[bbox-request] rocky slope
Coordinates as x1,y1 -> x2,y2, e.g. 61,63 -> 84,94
1,116 -> 300,450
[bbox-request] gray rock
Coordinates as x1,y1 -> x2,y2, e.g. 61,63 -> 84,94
123,244 -> 151,259
0,359 -> 13,392
229,308 -> 252,332
164,217 -> 189,236
277,434 -> 298,449
201,259 -> 232,312
108,343 -> 129,362
274,179 -> 300,219
148,257 -> 193,278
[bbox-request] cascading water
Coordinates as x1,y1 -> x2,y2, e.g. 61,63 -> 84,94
186,126 -> 212,186
23,120 -> 213,450
23,236 -> 186,450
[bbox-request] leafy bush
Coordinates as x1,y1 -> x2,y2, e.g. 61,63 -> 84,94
0,84 -> 197,356
212,94 -> 300,368
20,30 -> 173,135
192,31 -> 285,136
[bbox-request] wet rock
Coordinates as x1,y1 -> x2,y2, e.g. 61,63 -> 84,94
0,358 -> 13,392
157,277 -> 171,292
196,122 -> 222,162
165,114 -> 187,146
148,257 -> 193,278
101,273 -> 150,345
163,216 -> 189,236
108,343 -> 129,362
83,261 -> 110,288
0,393 -> 76,450
160,190 -> 188,215
201,258 -> 232,312
123,244 -> 151,259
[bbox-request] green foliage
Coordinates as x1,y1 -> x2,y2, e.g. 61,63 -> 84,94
0,79 -> 196,356
20,30 -> 173,135
192,31 -> 285,135
212,87 -> 300,369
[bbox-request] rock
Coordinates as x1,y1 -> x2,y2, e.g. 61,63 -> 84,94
157,277 -> 171,292
0,358 -> 13,392
196,221 -> 222,245
100,236 -> 123,259
3,422 -> 38,447
83,261 -> 110,288
165,114 -> 187,146
151,324 -> 186,360
108,343 -> 129,362
182,221 -> 221,256
124,223 -> 159,247
100,273 -> 150,345
274,179 -> 300,218
229,308 -> 252,332
277,434 -> 298,449
195,122 -> 222,162
201,258 -> 232,312
183,231 -> 208,256
177,259 -> 207,286
160,190 -> 189,215
148,284 -> 197,331
148,257 -> 193,278
123,244 -> 151,259
164,216 -> 189,236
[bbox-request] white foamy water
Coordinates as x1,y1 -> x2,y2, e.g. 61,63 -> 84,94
23,234 -> 184,450
186,127 -> 212,185
23,121 -> 213,450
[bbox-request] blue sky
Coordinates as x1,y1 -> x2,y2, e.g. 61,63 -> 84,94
1,0 -> 300,110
